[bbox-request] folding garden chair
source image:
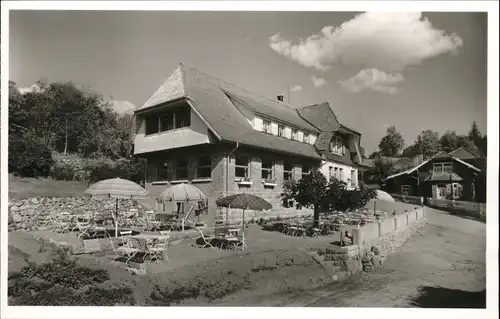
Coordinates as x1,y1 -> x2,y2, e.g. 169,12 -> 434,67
149,237 -> 169,263
311,224 -> 324,238
109,236 -> 138,263
197,229 -> 215,249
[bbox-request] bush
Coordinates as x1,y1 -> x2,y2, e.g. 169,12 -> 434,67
50,161 -> 77,181
87,157 -> 145,184
9,137 -> 54,177
8,250 -> 134,306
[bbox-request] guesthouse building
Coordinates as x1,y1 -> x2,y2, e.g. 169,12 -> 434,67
132,64 -> 368,224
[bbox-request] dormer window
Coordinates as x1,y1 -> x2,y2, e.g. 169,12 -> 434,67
278,124 -> 285,137
291,129 -> 298,141
144,106 -> 191,135
329,136 -> 345,155
263,119 -> 272,134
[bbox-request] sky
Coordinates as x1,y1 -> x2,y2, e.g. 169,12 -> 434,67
9,11 -> 487,154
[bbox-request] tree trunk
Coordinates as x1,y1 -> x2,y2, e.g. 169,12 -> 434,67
313,205 -> 319,227
63,117 -> 68,155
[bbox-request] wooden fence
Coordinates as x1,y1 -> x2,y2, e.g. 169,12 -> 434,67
426,198 -> 486,219
390,193 -> 424,206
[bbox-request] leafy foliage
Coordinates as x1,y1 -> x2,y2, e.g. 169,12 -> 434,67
8,136 -> 54,177
378,126 -> 405,157
8,80 -> 137,178
281,170 -> 377,222
8,250 -> 135,306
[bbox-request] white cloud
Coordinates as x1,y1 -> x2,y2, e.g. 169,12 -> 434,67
290,85 -> 303,92
109,100 -> 136,115
269,12 -> 463,72
311,76 -> 328,88
340,68 -> 404,94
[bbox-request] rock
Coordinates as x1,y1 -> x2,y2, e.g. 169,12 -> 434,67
11,213 -> 23,223
361,254 -> 372,263
372,255 -> 385,267
363,264 -> 374,272
371,246 -> 380,255
30,198 -> 39,205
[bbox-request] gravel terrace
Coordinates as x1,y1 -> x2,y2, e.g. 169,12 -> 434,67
213,207 -> 486,307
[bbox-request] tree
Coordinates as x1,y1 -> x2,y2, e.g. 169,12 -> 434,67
468,121 -> 481,143
359,146 -> 366,159
368,151 -> 381,159
416,129 -> 441,158
468,121 -> 487,156
8,81 -> 29,138
378,126 -> 405,157
281,169 -> 329,225
370,155 -> 396,184
282,170 -> 377,227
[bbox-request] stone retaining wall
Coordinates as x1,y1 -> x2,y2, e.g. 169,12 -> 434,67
307,204 -> 427,276
8,197 -> 150,232
217,207 -> 314,225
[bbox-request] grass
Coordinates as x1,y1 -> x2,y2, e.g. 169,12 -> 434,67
9,174 -> 89,199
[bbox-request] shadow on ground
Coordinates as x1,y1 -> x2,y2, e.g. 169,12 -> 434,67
409,286 -> 486,308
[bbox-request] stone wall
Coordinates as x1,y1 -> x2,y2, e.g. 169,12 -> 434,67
8,197 -> 149,232
307,204 -> 427,276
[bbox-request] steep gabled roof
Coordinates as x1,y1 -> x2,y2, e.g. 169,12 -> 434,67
139,66 -> 186,111
223,89 -> 318,132
297,102 -> 340,132
385,148 -> 482,180
449,146 -> 480,160
136,64 -> 321,159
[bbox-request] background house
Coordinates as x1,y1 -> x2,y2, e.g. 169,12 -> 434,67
383,147 -> 485,203
132,64 -> 367,224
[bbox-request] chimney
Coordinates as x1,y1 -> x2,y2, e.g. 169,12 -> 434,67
277,95 -> 284,102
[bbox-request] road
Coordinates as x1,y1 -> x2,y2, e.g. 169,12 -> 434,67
217,207 -> 486,307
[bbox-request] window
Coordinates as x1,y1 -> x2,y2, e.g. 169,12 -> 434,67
302,164 -> 311,178
278,124 -> 285,137
339,168 -> 344,181
235,156 -> 250,178
299,131 -> 305,142
329,166 -> 334,179
433,162 -> 453,173
334,167 -> 339,180
261,159 -> 274,180
284,162 -> 293,181
197,155 -> 211,178
350,170 -> 356,188
401,185 -> 410,196
452,183 -> 462,199
160,113 -> 174,132
437,184 -> 447,197
304,134 -> 310,144
263,120 -> 272,134
146,163 -> 157,183
145,116 -> 159,135
145,106 -> 191,135
158,161 -> 168,181
174,107 -> 190,129
175,158 -> 188,179
330,136 -> 345,155
291,129 -> 298,141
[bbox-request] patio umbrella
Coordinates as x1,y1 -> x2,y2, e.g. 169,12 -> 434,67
216,193 -> 272,251
84,178 -> 147,237
157,183 -> 208,230
157,183 -> 207,202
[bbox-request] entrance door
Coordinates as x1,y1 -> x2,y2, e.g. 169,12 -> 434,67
436,184 -> 447,200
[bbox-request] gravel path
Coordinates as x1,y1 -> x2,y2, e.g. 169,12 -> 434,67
215,207 -> 486,307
